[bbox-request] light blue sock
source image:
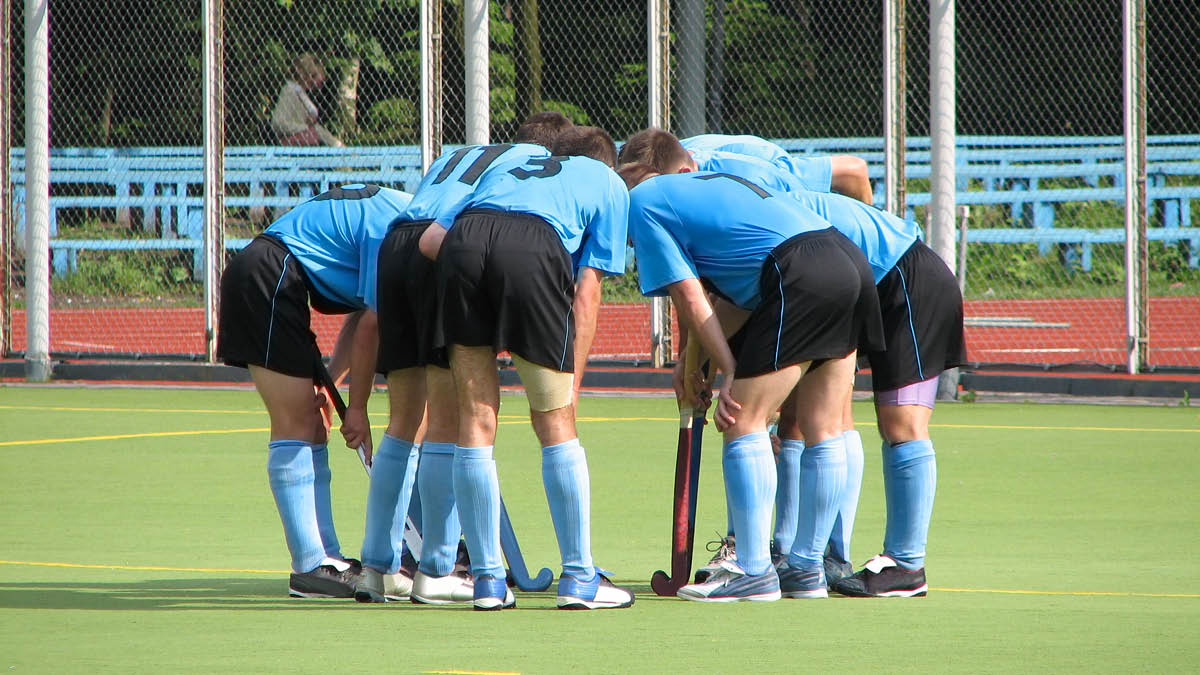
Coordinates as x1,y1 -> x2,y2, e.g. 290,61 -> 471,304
771,439 -> 804,554
416,441 -> 462,577
542,438 -> 594,581
829,429 -> 864,563
882,439 -> 937,570
399,448 -> 422,564
722,432 -> 776,576
310,444 -> 342,558
359,434 -> 417,573
267,441 -> 325,573
787,435 -> 847,571
453,445 -> 505,579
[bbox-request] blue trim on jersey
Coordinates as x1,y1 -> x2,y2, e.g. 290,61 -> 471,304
897,267 -> 924,380
772,258 -> 785,370
558,306 -> 573,371
265,253 -> 292,368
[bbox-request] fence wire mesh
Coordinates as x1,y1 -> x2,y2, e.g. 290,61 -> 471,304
4,0 -> 1199,370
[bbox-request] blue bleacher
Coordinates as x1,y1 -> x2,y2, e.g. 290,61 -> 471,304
8,136 -> 1200,277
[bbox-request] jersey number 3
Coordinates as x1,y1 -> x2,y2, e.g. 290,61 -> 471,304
509,156 -> 566,180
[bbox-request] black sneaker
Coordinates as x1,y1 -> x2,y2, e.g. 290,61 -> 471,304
823,555 -> 854,589
289,564 -> 360,598
831,554 -> 927,598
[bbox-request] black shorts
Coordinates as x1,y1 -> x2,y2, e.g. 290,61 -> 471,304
217,234 -> 326,379
438,209 -> 575,372
376,220 -> 447,372
732,228 -> 884,378
866,240 -> 967,391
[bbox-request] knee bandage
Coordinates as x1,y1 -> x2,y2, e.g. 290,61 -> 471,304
512,354 -> 574,412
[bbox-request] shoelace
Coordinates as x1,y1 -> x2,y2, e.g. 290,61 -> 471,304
704,536 -> 735,563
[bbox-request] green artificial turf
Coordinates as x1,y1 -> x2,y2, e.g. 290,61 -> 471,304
1,386 -> 1197,673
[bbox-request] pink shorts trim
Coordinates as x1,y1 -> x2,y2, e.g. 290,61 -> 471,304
875,375 -> 939,409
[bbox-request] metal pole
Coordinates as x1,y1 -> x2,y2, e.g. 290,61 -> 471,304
930,0 -> 958,400
202,0 -> 225,363
676,0 -> 705,137
0,0 -> 11,356
648,0 -> 671,367
929,0 -> 956,267
464,0 -> 489,145
1123,0 -> 1147,374
420,0 -> 435,172
882,0 -> 906,215
24,0 -> 50,381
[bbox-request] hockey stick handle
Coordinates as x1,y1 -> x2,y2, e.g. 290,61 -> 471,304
312,352 -> 372,475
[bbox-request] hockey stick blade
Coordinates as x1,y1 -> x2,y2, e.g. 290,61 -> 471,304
499,497 -> 554,591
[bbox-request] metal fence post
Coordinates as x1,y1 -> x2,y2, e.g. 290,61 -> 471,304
203,0 -> 224,363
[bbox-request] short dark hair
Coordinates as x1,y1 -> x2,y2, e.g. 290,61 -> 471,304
550,126 -> 618,167
616,162 -> 660,190
617,128 -> 690,173
513,111 -> 574,148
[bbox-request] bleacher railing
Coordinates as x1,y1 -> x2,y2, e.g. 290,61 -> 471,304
4,1 -> 1198,374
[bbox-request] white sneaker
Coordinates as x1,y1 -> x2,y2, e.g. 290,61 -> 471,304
693,535 -> 736,583
354,567 -> 413,603
411,570 -> 475,605
677,560 -> 781,603
556,569 -> 635,610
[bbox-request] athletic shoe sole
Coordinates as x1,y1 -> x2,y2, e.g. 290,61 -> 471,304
839,584 -> 928,598
676,589 -> 782,603
556,595 -> 635,610
781,588 -> 829,599
354,588 -> 387,603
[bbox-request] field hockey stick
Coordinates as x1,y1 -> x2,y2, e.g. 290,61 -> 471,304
313,352 -> 423,558
650,338 -> 703,596
685,359 -> 710,559
499,496 -> 554,591
313,352 -> 372,474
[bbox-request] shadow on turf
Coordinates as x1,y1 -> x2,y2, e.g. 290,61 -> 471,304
0,579 -> 594,611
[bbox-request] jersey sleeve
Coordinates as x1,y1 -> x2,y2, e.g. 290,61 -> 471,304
628,184 -> 697,297
773,154 -> 834,192
574,171 -> 630,276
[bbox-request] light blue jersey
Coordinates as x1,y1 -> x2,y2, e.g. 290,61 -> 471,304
628,171 -> 833,309
265,184 -> 411,312
402,143 -> 549,226
683,134 -> 834,193
677,156 -> 923,284
462,155 -> 629,276
787,190 -> 922,284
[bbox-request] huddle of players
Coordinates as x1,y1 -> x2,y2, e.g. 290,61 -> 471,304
216,110 -> 965,609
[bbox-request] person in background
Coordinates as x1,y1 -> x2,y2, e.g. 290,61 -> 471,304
271,53 -> 343,147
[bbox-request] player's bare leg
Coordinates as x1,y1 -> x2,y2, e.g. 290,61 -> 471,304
775,352 -> 856,598
250,365 -> 356,594
411,365 -> 475,605
834,386 -> 938,598
356,367 -> 425,602
448,345 -> 511,608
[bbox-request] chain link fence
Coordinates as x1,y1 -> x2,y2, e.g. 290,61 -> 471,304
5,0 -> 1199,370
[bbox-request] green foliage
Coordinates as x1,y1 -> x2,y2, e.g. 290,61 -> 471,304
50,251 -> 201,304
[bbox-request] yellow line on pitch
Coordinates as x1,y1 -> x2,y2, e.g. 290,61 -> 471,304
934,586 -> 1200,599
0,428 -> 269,446
0,404 -> 264,415
423,671 -> 520,675
927,423 -> 1199,433
0,559 -> 284,575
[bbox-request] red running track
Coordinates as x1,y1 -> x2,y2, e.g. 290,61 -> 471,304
7,297 -> 1199,368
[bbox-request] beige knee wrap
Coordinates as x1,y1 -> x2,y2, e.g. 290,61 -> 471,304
511,354 -> 574,412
